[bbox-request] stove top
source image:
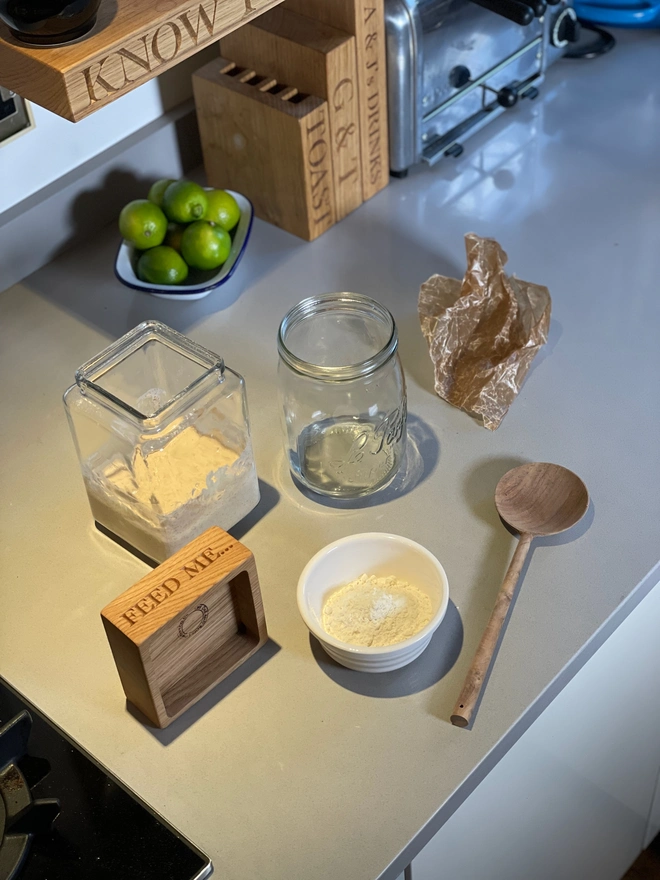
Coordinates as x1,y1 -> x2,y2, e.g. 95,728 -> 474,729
0,680 -> 212,880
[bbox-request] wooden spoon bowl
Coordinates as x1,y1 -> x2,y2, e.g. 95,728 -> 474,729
495,462 -> 589,537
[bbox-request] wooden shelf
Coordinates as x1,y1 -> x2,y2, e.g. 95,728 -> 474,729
0,0 -> 285,121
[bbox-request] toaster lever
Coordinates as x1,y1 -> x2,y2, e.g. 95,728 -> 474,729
482,80 -> 521,108
483,79 -> 540,108
469,0 -> 535,25
444,143 -> 465,159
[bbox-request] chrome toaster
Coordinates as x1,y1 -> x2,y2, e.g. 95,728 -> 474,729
385,0 -> 580,174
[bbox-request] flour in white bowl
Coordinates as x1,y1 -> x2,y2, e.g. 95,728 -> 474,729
322,574 -> 433,647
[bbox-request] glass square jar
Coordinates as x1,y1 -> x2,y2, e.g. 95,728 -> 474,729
64,321 -> 259,563
277,293 -> 407,498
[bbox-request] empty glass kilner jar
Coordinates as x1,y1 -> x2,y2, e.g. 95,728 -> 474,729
277,293 -> 407,498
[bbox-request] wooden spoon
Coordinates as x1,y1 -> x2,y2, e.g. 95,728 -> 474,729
451,462 -> 589,728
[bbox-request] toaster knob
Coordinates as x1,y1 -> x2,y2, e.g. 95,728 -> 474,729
449,65 -> 471,89
497,86 -> 519,108
527,0 -> 547,16
552,7 -> 581,45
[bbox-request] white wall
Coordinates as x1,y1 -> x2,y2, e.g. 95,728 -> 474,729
0,48 -> 217,216
410,579 -> 660,880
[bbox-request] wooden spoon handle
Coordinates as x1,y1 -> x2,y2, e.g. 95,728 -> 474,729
451,533 -> 533,728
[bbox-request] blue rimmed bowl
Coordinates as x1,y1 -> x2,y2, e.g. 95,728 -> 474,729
114,190 -> 253,301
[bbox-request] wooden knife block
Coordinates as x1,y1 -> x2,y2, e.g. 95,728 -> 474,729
101,527 -> 268,728
193,56 -> 336,241
221,7 -> 363,221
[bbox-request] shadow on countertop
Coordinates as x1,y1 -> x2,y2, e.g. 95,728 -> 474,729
27,186 -> 465,344
24,168 -> 303,340
128,637 -> 281,746
230,479 -> 280,541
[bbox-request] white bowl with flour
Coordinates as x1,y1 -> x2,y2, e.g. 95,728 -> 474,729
297,533 -> 449,672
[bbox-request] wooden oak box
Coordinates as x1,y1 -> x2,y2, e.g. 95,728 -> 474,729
101,526 -> 268,728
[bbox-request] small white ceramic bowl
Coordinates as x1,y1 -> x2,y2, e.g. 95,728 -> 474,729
114,189 -> 253,301
297,533 -> 449,673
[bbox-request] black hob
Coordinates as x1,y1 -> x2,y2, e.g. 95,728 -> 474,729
0,680 -> 211,880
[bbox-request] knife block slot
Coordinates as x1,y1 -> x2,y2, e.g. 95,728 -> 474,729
246,75 -> 277,90
222,63 -> 247,76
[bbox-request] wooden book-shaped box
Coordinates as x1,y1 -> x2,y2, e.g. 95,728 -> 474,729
102,527 -> 267,728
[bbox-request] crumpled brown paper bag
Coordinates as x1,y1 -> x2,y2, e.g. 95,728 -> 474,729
419,233 -> 551,430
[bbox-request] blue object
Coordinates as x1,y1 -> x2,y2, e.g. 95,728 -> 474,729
115,190 -> 254,300
574,0 -> 660,25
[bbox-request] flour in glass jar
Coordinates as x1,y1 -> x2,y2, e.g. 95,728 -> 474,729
321,574 -> 433,647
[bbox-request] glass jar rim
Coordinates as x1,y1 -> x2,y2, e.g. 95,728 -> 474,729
277,293 -> 398,381
73,320 -> 226,426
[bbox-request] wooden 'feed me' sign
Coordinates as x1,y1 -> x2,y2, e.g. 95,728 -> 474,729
102,526 -> 268,728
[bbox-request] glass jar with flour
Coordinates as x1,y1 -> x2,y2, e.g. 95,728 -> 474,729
64,321 -> 259,563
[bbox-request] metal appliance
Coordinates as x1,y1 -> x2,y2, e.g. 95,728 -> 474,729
0,680 -> 212,879
385,0 -> 581,173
